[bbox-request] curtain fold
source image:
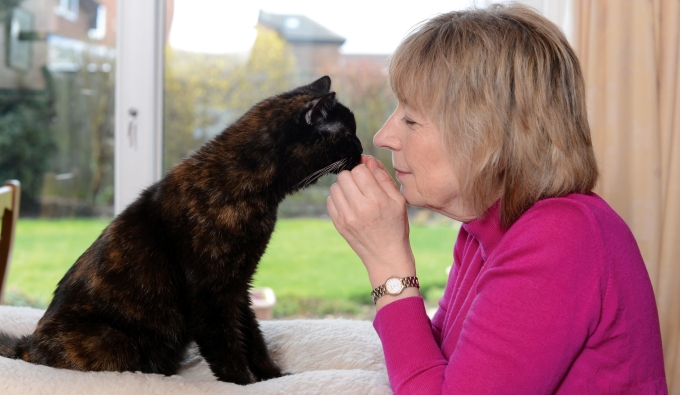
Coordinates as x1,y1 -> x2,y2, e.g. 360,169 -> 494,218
574,1 -> 680,393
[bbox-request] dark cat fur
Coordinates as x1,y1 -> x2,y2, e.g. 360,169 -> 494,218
0,76 -> 362,384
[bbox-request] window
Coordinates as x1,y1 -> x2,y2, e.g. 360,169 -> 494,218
88,5 -> 107,40
116,0 -> 574,213
56,0 -> 79,21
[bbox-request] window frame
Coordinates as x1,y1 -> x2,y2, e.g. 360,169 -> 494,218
114,0 -> 165,215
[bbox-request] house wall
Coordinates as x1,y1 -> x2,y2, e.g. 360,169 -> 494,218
0,0 -> 51,90
289,42 -> 342,83
0,0 -> 115,90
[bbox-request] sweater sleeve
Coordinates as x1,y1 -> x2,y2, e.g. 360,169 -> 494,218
373,202 -> 604,395
373,297 -> 448,394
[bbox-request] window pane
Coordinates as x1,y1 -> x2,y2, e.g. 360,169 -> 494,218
163,0 -> 477,215
162,1 -> 475,318
1,0 -> 117,305
160,1 -> 562,317
0,0 -> 116,217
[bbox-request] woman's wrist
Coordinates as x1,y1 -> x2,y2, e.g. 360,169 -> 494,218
368,268 -> 417,289
365,250 -> 416,289
369,266 -> 420,310
361,244 -> 418,309
375,287 -> 421,310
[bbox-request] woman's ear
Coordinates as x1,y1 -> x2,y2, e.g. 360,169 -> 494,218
305,92 -> 336,125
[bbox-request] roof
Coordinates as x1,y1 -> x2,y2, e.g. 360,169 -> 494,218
258,10 -> 346,45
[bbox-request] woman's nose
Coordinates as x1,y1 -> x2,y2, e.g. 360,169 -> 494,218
373,111 -> 400,151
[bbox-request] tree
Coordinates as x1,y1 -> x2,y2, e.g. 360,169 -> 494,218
0,90 -> 55,214
163,26 -> 297,171
163,47 -> 200,172
227,26 -> 296,113
78,52 -> 115,209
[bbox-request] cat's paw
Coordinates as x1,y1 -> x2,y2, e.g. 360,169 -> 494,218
214,369 -> 255,385
256,370 -> 290,382
249,358 -> 284,382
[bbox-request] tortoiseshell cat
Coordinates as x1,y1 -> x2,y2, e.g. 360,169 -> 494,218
0,76 -> 362,384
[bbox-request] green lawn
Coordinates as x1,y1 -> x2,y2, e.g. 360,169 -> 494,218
6,219 -> 112,304
5,218 -> 458,316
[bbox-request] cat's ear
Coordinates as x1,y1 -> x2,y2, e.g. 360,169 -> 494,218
309,76 -> 331,93
305,92 -> 336,125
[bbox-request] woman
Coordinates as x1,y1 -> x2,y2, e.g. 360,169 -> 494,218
327,4 -> 667,394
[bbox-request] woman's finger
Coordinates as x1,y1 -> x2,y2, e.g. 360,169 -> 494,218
336,169 -> 365,207
326,195 -> 339,221
328,182 -> 351,214
362,155 -> 391,174
355,157 -> 396,196
347,165 -> 383,198
362,157 -> 403,202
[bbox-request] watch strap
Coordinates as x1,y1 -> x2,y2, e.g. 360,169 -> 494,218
371,276 -> 419,304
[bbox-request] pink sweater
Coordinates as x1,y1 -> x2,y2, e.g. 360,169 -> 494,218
373,194 -> 668,394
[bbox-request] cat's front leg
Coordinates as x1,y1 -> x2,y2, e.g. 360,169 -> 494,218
188,295 -> 254,384
239,301 -> 284,381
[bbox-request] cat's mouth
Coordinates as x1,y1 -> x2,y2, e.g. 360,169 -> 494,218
294,158 -> 354,189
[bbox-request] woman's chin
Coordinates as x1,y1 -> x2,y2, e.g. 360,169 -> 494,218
399,186 -> 424,208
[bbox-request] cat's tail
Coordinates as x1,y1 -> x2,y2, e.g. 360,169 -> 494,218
0,332 -> 27,359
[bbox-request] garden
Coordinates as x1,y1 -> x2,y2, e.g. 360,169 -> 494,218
5,216 -> 459,319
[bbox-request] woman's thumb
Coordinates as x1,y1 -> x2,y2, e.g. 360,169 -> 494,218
363,156 -> 400,195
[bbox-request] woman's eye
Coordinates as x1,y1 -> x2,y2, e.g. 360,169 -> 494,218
402,117 -> 416,126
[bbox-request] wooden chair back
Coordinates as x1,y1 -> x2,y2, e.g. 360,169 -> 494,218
0,180 -> 20,304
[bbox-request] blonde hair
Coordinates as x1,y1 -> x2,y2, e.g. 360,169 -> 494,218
389,3 -> 598,228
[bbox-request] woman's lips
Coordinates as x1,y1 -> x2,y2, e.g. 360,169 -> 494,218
394,168 -> 411,178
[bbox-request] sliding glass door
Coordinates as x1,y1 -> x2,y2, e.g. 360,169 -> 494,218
115,0 -> 574,214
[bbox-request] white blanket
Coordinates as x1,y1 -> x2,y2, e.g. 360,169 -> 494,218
0,306 -> 392,395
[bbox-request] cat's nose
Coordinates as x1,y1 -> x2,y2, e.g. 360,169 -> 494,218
353,136 -> 363,154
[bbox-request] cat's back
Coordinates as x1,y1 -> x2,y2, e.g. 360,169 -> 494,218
40,181 -> 187,331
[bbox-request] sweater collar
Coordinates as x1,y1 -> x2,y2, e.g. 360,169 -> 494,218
461,200 -> 506,261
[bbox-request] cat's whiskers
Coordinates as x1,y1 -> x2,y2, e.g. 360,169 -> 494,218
295,158 -> 348,189
295,160 -> 342,189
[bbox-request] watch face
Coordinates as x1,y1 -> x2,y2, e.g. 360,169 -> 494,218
385,278 -> 403,294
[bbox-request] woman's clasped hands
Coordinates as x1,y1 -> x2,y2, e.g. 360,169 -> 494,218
326,155 -> 419,308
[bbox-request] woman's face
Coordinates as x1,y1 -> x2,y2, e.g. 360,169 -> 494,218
373,102 -> 476,222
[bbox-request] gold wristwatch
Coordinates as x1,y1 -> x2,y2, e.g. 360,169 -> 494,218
371,276 -> 419,304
